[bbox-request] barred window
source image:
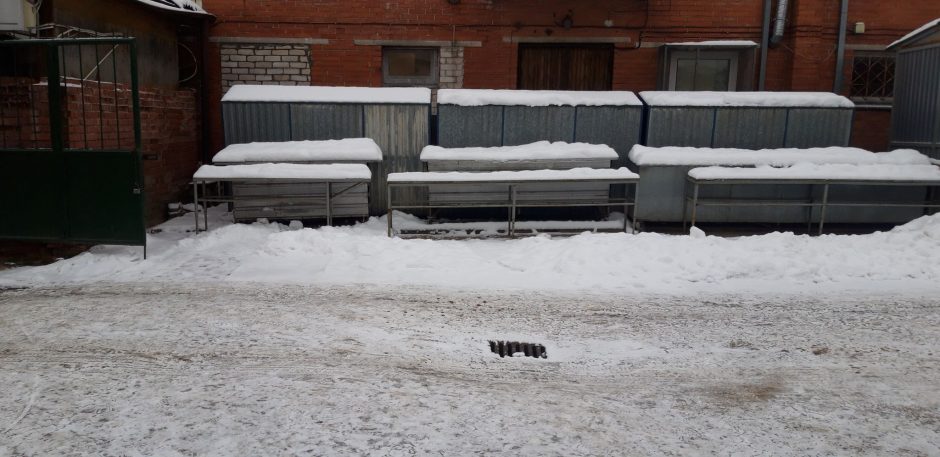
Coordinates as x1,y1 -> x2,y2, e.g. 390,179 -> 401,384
850,53 -> 895,101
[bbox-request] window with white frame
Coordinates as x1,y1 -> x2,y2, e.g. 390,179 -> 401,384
382,47 -> 439,87
668,50 -> 739,91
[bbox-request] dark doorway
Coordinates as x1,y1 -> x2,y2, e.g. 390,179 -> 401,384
517,44 -> 614,91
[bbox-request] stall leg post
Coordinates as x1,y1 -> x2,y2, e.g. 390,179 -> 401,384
818,183 -> 830,235
193,181 -> 199,232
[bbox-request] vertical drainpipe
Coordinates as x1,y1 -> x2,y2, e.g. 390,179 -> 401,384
759,0 -> 772,90
833,0 -> 849,93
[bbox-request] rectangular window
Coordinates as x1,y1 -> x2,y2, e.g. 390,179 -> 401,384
382,47 -> 438,87
668,51 -> 739,91
850,53 -> 895,103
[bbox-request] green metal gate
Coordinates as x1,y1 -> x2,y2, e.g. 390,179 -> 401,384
0,37 -> 145,247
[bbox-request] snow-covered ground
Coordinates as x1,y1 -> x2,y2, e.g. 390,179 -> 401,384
1,283 -> 938,455
1,207 -> 939,295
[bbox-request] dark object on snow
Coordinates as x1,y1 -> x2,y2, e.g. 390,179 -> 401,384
489,340 -> 547,359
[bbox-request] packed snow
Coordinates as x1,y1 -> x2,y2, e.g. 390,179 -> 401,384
212,139 -> 382,164
639,91 -> 855,108
388,167 -> 638,183
1,206 -> 940,295
628,145 -> 932,167
667,40 -> 759,47
193,163 -> 372,181
688,163 -> 940,181
221,85 -> 431,104
889,18 -> 940,48
421,141 -> 619,162
437,89 -> 643,107
2,282 -> 938,455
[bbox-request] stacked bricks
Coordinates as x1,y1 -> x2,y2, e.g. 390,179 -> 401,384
220,43 -> 311,93
438,46 -> 464,89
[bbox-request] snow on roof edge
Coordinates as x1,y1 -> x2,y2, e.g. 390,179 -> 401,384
132,0 -> 212,16
627,145 -> 932,167
639,91 -> 855,108
437,89 -> 643,107
222,85 -> 432,104
212,138 -> 383,164
888,18 -> 940,49
666,40 -> 759,47
420,141 -> 619,161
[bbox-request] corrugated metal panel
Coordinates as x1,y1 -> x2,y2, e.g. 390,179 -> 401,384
290,104 -> 363,141
785,108 -> 853,147
891,46 -> 940,159
222,102 -> 291,145
645,107 -> 715,147
713,108 -> 787,149
364,104 -> 430,214
502,106 -> 575,145
437,105 -> 503,148
574,106 -> 643,166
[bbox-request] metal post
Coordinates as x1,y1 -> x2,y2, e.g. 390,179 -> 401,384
203,180 -> 208,231
387,184 -> 393,237
326,181 -> 333,226
690,182 -> 700,229
630,181 -> 639,234
509,185 -> 517,237
818,183 -> 830,235
806,184 -> 814,234
193,182 -> 199,231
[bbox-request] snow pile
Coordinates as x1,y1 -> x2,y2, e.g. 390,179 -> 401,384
212,139 -> 382,164
421,141 -> 618,162
667,40 -> 758,47
628,145 -> 932,167
889,18 -> 940,48
193,163 -> 372,181
389,167 -> 638,183
2,207 -> 940,294
689,163 -> 940,181
639,91 -> 855,108
437,89 -> 642,107
222,85 -> 431,104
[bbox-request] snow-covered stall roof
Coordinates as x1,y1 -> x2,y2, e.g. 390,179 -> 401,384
627,145 -> 931,167
638,91 -> 854,108
888,18 -> 940,49
134,0 -> 211,15
193,163 -> 372,181
437,89 -> 642,107
420,141 -> 619,162
666,40 -> 759,47
212,139 -> 382,164
221,85 -> 432,104
688,163 -> 940,182
388,167 -> 639,183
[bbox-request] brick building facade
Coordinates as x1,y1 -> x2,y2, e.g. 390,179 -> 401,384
202,0 -> 939,154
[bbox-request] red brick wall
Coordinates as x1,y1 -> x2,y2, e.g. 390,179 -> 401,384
202,0 -> 940,152
851,108 -> 892,152
0,77 -> 200,227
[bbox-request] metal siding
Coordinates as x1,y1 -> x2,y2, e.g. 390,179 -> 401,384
437,105 -> 503,147
365,104 -> 430,214
645,107 -> 715,147
289,104 -> 363,141
891,46 -> 940,159
785,108 -> 854,147
502,106 -> 575,145
713,108 -> 787,149
222,102 -> 291,145
574,106 -> 643,166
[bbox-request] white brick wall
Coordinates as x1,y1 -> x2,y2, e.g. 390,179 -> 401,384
438,46 -> 464,89
220,44 -> 311,93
